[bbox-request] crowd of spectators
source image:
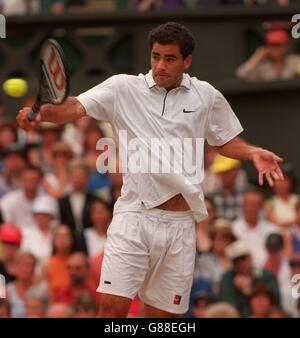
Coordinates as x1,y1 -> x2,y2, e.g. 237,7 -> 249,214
1,0 -> 300,320
0,115 -> 127,318
189,149 -> 300,318
0,113 -> 299,318
1,0 -> 300,15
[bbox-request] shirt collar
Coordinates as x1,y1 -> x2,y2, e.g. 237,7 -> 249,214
145,70 -> 191,90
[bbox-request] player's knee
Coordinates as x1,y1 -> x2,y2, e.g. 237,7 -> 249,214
98,294 -> 131,318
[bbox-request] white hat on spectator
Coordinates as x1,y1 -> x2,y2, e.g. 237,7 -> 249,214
225,241 -> 250,261
32,195 -> 58,217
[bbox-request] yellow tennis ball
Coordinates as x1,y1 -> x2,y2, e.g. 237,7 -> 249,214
2,78 -> 28,98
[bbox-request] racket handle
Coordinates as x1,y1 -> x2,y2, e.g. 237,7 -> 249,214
27,101 -> 40,121
27,108 -> 38,121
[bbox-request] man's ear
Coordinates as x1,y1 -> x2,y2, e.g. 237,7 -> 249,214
184,55 -> 192,70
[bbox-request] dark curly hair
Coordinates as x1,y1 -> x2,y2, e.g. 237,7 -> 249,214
148,22 -> 195,59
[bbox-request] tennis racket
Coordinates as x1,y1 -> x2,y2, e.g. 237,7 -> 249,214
27,38 -> 70,121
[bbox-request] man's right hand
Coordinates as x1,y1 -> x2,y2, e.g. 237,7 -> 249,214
16,107 -> 41,131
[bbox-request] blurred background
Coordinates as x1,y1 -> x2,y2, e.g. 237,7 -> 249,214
0,0 -> 300,319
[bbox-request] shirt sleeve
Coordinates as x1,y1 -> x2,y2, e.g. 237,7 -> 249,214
205,89 -> 243,146
76,76 -> 116,122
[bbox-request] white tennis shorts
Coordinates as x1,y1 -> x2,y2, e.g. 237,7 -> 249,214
97,206 -> 196,314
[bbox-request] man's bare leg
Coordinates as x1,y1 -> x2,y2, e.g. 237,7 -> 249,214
143,303 -> 180,318
98,293 -> 132,318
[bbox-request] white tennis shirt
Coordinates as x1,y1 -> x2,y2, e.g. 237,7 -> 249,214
77,70 -> 243,221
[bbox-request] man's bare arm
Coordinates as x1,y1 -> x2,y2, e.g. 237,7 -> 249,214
17,97 -> 86,131
213,136 -> 284,186
213,137 -> 259,161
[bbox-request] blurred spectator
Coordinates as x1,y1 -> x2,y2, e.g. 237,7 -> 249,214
6,252 -> 38,318
186,277 -> 214,318
46,302 -> 73,318
89,251 -> 104,293
232,190 -> 278,268
24,285 -> 48,318
43,141 -> 73,198
0,0 -> 39,15
219,241 -> 280,317
280,253 -> 300,317
39,0 -> 69,13
268,305 -> 291,318
72,291 -> 97,318
201,146 -> 219,196
0,299 -> 10,317
0,143 -> 27,198
264,233 -> 291,302
191,290 -> 215,318
204,302 -> 240,318
77,198 -> 112,256
83,125 -> 103,161
236,29 -> 300,81
284,201 -> 300,259
29,122 -> 63,173
0,224 -> 22,283
62,117 -> 92,157
107,159 -> 123,202
44,225 -> 75,299
194,218 -> 236,292
195,197 -> 216,254
84,125 -> 113,203
54,252 -> 97,305
0,121 -> 18,154
208,155 -> 248,221
249,284 -> 274,318
87,167 -> 113,204
244,0 -> 297,6
21,195 -> 58,266
265,167 -> 299,228
58,159 -> 94,234
132,0 -> 184,11
0,165 -> 44,229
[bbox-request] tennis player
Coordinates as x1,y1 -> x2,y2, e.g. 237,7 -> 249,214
17,22 -> 284,318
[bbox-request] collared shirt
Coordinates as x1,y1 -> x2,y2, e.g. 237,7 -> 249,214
232,216 -> 278,268
21,225 -> 53,264
0,189 -> 44,229
77,71 -> 243,221
70,192 -> 85,233
207,170 -> 248,221
236,54 -> 300,82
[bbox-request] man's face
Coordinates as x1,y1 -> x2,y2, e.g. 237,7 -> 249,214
219,168 -> 239,188
1,242 -> 20,260
20,170 -> 41,192
70,168 -> 88,192
91,202 -> 111,229
250,294 -> 272,317
234,255 -> 252,274
242,192 -> 263,220
4,153 -> 25,174
267,43 -> 288,61
34,213 -> 54,229
67,254 -> 88,286
151,43 -> 192,90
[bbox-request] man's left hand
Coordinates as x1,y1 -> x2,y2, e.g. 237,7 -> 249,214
251,148 -> 284,186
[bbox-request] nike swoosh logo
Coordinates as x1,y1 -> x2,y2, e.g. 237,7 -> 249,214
183,109 -> 196,113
